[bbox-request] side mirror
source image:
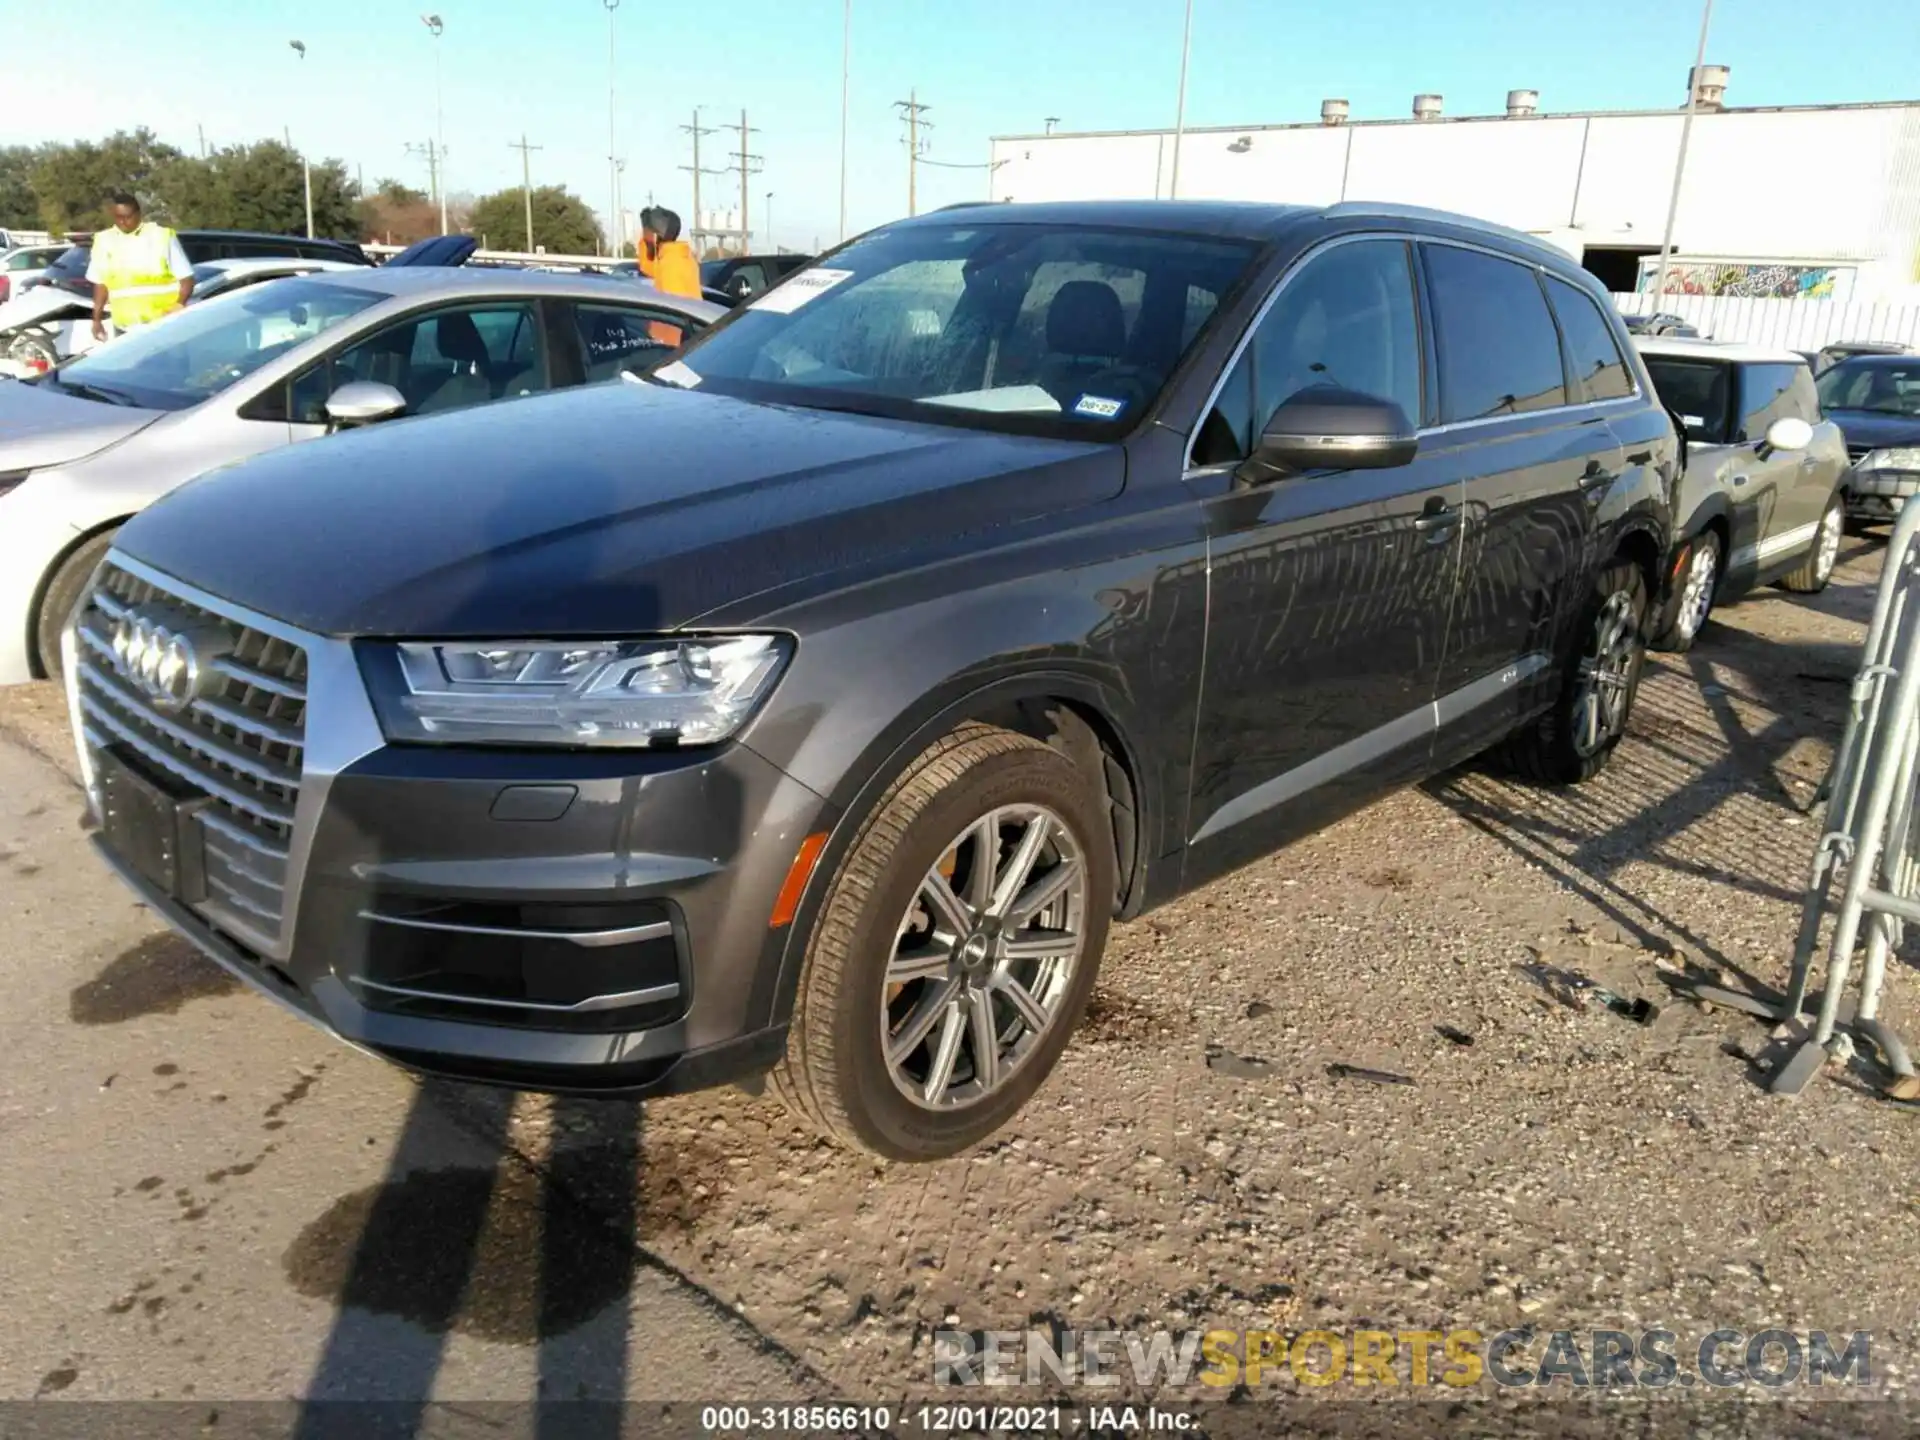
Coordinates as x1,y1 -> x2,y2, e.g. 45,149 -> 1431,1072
324,380 -> 408,430
1241,386 -> 1419,482
1764,415 -> 1814,454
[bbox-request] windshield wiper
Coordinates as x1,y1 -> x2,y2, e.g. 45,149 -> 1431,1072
55,378 -> 138,407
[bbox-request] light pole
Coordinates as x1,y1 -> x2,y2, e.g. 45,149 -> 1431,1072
615,158 -> 627,256
605,0 -> 620,258
765,191 -> 773,250
1649,0 -> 1716,305
422,14 -> 448,234
1169,0 -> 1194,198
288,40 -> 315,238
838,0 -> 850,241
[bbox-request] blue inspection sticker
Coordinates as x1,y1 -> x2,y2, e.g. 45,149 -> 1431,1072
1073,393 -> 1127,419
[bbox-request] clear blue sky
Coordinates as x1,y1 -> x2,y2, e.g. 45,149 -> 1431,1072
13,0 -> 1919,250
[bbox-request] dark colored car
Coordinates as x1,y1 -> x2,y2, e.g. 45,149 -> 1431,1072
1636,340 -> 1849,651
1622,311 -> 1700,338
26,229 -> 372,298
69,199 -> 1676,1160
699,253 -> 813,302
1818,353 -> 1920,529
1812,339 -> 1909,377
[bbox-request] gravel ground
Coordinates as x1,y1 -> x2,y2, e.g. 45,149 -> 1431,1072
4,533 -> 1914,1422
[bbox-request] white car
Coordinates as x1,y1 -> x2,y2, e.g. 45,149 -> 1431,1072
0,242 -> 71,307
0,266 -> 721,683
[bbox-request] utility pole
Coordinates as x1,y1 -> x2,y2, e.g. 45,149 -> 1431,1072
894,90 -> 932,217
839,0 -> 851,242
405,139 -> 443,218
680,108 -> 723,254
197,123 -> 208,158
508,134 -> 542,251
422,14 -> 448,233
604,0 -> 620,258
1170,0 -> 1194,198
1651,0 -> 1716,306
723,109 -> 762,253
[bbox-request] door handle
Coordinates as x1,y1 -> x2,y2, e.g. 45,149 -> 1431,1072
1580,464 -> 1617,505
1413,501 -> 1458,534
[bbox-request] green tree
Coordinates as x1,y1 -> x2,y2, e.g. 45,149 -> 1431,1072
468,184 -> 603,255
149,140 -> 358,240
0,147 -> 37,231
357,177 -> 438,244
30,129 -> 183,232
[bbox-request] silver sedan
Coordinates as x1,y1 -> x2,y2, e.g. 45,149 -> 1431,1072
0,267 -> 722,682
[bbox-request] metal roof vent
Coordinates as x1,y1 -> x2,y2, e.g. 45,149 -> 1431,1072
1689,64 -> 1729,109
1506,88 -> 1539,117
1321,98 -> 1349,126
1413,94 -> 1443,120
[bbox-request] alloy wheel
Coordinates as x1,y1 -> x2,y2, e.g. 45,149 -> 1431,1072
1572,589 -> 1641,759
1815,502 -> 1843,584
881,804 -> 1088,1111
1675,540 -> 1718,640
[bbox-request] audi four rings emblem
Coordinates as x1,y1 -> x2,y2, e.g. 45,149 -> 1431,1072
109,606 -> 235,713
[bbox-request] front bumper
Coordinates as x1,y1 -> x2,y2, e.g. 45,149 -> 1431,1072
72,554 -> 835,1096
1845,467 -> 1920,522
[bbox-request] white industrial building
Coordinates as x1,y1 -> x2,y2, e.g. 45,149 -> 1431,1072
989,69 -> 1920,309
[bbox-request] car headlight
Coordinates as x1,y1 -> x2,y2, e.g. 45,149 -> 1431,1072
1857,447 -> 1920,473
363,635 -> 791,747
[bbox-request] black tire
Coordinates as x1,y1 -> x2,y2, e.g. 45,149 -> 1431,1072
770,721 -> 1114,1161
1649,530 -> 1721,655
1499,560 -> 1648,786
34,529 -> 117,680
1779,492 -> 1845,594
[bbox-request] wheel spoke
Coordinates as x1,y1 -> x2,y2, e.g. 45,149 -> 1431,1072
964,810 -> 999,916
1003,928 -> 1079,962
918,871 -> 973,939
1578,691 -> 1601,754
967,986 -> 1000,1093
1004,859 -> 1079,927
922,997 -> 967,1103
997,973 -> 1052,1032
889,975 -> 961,1066
988,813 -> 1051,919
887,943 -> 952,986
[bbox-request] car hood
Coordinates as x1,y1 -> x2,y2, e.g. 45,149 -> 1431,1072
114,382 -> 1122,637
1829,409 -> 1920,452
0,377 -> 165,471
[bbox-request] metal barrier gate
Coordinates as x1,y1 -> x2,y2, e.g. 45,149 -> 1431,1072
1690,502 -> 1920,1096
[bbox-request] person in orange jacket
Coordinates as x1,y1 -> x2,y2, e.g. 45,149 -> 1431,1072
637,206 -> 702,299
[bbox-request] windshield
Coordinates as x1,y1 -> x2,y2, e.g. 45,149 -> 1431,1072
659,222 -> 1259,434
52,277 -> 383,412
1817,360 -> 1920,418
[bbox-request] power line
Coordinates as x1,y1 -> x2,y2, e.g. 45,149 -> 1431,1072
723,110 -> 763,252
893,89 -> 931,216
507,134 -> 543,250
680,108 -> 725,252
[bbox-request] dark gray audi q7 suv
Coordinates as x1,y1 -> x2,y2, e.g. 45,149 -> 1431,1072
65,200 -> 1677,1160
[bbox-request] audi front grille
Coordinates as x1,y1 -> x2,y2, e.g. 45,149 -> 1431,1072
72,562 -> 307,955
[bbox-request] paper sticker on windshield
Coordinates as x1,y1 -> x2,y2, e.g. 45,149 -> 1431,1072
750,268 -> 854,314
644,360 -> 702,388
1074,393 -> 1127,420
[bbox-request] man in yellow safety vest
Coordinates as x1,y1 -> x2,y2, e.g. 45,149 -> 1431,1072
87,192 -> 194,342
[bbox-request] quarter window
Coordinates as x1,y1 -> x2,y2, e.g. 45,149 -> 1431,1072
1192,239 -> 1422,466
574,303 -> 690,381
1425,244 -> 1567,422
1544,276 -> 1633,403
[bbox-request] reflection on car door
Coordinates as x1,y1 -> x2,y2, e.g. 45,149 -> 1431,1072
1182,236 -> 1462,887
1419,242 -> 1616,764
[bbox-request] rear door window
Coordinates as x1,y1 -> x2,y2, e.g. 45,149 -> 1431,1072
1544,276 -> 1634,402
573,302 -> 693,381
1424,244 -> 1568,422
